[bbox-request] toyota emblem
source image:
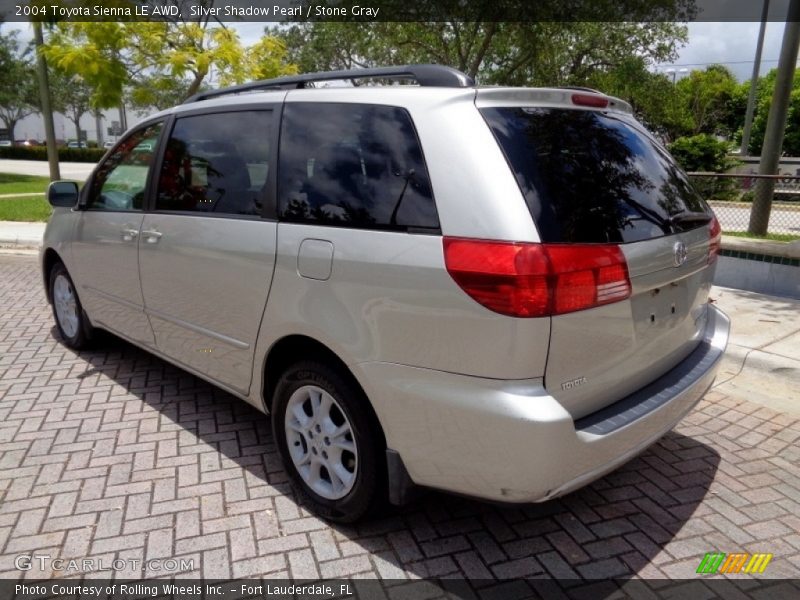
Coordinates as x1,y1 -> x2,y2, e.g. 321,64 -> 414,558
673,241 -> 688,267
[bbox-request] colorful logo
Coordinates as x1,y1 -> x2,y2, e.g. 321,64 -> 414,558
696,552 -> 773,574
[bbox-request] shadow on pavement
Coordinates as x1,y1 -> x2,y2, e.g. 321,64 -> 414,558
60,328 -> 723,594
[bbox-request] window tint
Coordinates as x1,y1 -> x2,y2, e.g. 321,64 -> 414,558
156,111 -> 272,216
481,107 -> 711,244
87,122 -> 162,211
278,103 -> 438,231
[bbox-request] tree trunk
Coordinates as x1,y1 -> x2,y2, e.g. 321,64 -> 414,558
184,70 -> 207,101
95,111 -> 104,145
0,117 -> 19,142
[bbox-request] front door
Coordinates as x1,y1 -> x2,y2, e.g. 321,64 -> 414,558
70,122 -> 163,345
138,109 -> 278,394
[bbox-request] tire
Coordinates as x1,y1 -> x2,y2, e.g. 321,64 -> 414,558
49,262 -> 93,350
272,361 -> 385,523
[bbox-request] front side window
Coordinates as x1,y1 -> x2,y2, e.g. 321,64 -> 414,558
278,103 -> 439,231
156,111 -> 272,216
87,122 -> 162,211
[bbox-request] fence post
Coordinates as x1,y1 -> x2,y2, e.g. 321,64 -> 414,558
748,0 -> 800,235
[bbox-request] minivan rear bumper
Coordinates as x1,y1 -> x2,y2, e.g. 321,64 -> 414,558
358,304 -> 729,503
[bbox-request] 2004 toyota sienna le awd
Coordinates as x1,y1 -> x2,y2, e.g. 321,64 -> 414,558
41,65 -> 729,522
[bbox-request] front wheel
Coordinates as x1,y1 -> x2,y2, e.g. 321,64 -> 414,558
272,361 -> 384,523
49,262 -> 93,350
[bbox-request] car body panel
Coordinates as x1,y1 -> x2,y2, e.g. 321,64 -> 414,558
138,213 -> 277,395
41,79 -> 729,507
357,305 -> 728,502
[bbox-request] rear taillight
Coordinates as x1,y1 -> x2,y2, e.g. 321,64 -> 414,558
708,215 -> 722,264
443,238 -> 631,318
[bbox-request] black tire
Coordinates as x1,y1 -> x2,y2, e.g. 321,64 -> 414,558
49,262 -> 93,350
272,361 -> 385,523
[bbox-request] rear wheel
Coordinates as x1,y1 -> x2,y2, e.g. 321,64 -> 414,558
272,361 -> 384,522
49,262 -> 93,350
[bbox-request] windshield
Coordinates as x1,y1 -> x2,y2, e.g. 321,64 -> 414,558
481,107 -> 711,244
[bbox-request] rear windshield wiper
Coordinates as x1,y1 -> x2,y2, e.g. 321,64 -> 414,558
667,211 -> 712,228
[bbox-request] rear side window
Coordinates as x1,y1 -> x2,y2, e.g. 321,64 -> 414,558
481,107 -> 710,244
278,103 -> 439,231
156,111 -> 272,216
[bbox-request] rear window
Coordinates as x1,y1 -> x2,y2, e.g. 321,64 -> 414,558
481,107 -> 710,244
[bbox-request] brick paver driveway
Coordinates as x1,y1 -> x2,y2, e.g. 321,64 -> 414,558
1,254 -> 799,582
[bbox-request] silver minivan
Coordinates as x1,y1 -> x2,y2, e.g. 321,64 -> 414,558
42,65 -> 729,522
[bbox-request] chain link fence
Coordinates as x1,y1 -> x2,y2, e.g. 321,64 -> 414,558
687,172 -> 800,238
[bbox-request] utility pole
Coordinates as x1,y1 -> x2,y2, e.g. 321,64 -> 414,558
741,0 -> 770,155
33,22 -> 60,181
748,0 -> 800,236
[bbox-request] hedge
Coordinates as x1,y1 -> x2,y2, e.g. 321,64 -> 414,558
0,145 -> 105,163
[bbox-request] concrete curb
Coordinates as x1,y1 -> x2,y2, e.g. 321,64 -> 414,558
0,220 -> 44,250
721,234 -> 800,260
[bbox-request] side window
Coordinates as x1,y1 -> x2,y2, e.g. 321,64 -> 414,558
156,111 -> 272,216
87,122 -> 162,211
278,103 -> 439,231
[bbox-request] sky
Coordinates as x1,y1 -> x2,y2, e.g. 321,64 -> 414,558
655,21 -> 788,81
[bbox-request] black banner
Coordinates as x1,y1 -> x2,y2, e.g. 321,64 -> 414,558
0,0 -> 798,23
4,579 -> 800,600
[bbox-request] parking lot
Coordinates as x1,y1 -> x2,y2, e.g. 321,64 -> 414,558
1,254 -> 799,586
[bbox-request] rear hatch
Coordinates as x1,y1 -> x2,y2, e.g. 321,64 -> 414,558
480,101 -> 720,419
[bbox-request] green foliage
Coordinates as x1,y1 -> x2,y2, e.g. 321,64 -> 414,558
269,20 -> 687,84
746,68 -> 800,156
586,56 -> 689,140
0,145 -> 105,162
0,27 -> 39,140
49,70 -> 94,142
670,134 -> 740,201
674,64 -> 739,136
669,134 -> 734,172
43,20 -> 298,110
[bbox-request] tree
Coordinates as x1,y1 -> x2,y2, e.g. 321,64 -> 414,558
0,28 -> 39,140
746,68 -> 800,156
674,65 -> 739,136
50,70 -> 94,143
42,11 -> 297,110
586,56 -> 691,142
268,20 -> 688,86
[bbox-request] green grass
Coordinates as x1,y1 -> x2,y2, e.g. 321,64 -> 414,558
0,173 -> 51,196
0,195 -> 52,222
725,231 -> 800,242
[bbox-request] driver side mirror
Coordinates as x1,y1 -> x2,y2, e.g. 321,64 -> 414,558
47,181 -> 79,208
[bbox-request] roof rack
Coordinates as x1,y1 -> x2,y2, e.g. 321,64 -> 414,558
184,64 -> 475,104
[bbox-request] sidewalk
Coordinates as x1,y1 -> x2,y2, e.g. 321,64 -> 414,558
0,158 -> 95,180
711,286 -> 800,415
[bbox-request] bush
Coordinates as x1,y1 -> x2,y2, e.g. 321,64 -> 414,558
0,145 -> 105,163
668,134 -> 735,173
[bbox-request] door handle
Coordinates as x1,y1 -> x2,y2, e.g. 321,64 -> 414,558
142,230 -> 162,244
121,228 -> 139,242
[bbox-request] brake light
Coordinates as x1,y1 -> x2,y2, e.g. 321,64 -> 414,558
571,93 -> 609,108
443,238 -> 631,318
708,215 -> 721,264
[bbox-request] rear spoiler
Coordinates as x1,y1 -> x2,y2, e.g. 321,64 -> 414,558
475,87 -> 633,114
